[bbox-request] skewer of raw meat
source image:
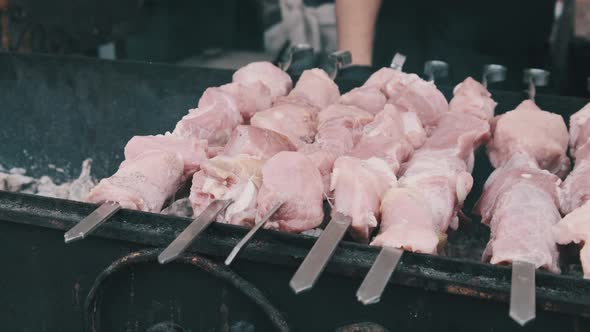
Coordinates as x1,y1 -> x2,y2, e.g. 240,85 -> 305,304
473,69 -> 567,326
553,103 -> 590,279
224,52 -> 355,265
65,47 -> 309,244
290,56 -> 450,294
356,64 -> 506,305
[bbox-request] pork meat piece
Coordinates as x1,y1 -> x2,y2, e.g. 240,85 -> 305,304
473,154 -> 562,272
339,87 -> 387,114
487,100 -> 570,178
124,133 -> 208,177
363,67 -> 399,90
219,82 -> 272,121
348,104 -> 421,172
330,156 -> 396,242
382,71 -> 421,102
189,155 -> 264,226
421,112 -> 491,163
173,88 -> 243,146
449,77 -> 497,121
250,103 -> 317,148
86,151 -> 184,213
553,201 -> 590,278
391,78 -> 449,134
222,125 -> 296,160
315,104 -> 374,155
371,187 -> 440,254
256,151 -> 324,233
283,68 -> 340,109
569,102 -> 590,160
232,61 -> 293,99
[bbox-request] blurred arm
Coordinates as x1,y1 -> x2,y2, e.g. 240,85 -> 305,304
335,0 -> 382,66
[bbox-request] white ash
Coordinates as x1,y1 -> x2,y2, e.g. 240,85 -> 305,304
0,159 -> 97,201
161,198 -> 194,218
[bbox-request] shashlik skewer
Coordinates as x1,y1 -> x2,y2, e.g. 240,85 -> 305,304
474,69 -> 565,326
290,55 -> 451,294
65,45 -> 312,244
356,64 -> 505,305
222,52 -> 353,265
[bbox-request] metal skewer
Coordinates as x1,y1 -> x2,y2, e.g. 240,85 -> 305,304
224,201 -> 284,265
158,199 -> 234,264
523,68 -> 550,102
390,52 -> 406,71
356,246 -> 403,305
64,201 -> 121,243
509,260 -> 536,326
424,60 -> 449,82
482,64 -> 507,88
290,212 -> 352,293
327,50 -> 353,80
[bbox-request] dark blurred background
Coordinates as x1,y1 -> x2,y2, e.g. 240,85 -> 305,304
1,0 -> 590,97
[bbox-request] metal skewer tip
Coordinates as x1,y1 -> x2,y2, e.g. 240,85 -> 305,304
224,201 -> 284,266
158,199 -> 233,264
356,246 -> 403,305
390,53 -> 406,71
289,213 -> 352,294
64,201 -> 121,243
509,260 -> 536,326
523,68 -> 550,102
424,60 -> 449,82
328,50 -> 353,80
482,64 -> 507,88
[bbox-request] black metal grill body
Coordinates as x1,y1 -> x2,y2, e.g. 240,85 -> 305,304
0,52 -> 589,332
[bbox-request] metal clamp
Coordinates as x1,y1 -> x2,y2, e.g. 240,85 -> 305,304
328,50 -> 352,80
424,60 -> 449,82
523,68 -> 550,102
482,64 -> 507,88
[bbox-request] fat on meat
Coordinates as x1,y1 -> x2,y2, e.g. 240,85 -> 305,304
222,125 -> 296,160
250,103 -> 318,148
232,61 -> 293,99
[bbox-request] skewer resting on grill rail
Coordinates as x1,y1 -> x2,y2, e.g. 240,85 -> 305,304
223,51 -> 352,267
507,68 -> 551,326
356,64 -> 506,305
290,53 -> 410,294
424,60 -> 449,82
65,45 -> 314,246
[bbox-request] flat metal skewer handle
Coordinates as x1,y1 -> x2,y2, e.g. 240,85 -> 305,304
224,201 -> 284,266
482,64 -> 507,88
424,60 -> 449,82
356,246 -> 403,305
523,68 -> 549,102
64,201 -> 121,243
158,199 -> 233,264
390,53 -> 406,71
509,260 -> 536,326
289,213 -> 352,294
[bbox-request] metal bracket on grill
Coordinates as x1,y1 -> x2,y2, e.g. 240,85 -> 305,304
482,64 -> 507,88
523,68 -> 550,102
424,60 -> 449,83
390,52 -> 406,71
279,43 -> 314,72
328,50 -> 352,80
